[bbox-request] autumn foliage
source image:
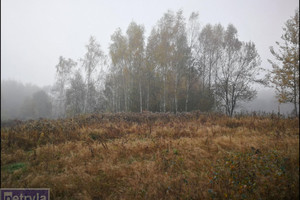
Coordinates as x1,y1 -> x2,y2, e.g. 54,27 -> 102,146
1,112 -> 299,199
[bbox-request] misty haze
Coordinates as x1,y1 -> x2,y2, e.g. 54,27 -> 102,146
1,0 -> 299,199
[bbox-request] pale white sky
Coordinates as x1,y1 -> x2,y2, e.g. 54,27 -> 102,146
1,0 -> 299,87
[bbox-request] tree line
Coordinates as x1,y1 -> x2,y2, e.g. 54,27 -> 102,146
3,9 -> 296,120
52,10 -> 267,117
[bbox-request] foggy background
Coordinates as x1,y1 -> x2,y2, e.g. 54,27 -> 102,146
1,0 -> 298,120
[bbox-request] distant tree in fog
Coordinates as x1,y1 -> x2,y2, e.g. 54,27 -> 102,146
20,90 -> 52,119
65,70 -> 86,116
53,56 -> 77,117
81,36 -> 105,113
32,90 -> 52,118
20,97 -> 35,119
1,80 -> 40,120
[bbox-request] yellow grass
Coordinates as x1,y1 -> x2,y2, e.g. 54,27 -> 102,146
1,112 -> 299,199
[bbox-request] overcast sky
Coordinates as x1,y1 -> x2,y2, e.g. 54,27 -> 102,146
1,0 -> 299,87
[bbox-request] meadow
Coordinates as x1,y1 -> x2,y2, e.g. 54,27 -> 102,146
1,112 -> 299,199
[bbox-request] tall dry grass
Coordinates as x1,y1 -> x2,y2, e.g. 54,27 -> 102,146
1,112 -> 299,199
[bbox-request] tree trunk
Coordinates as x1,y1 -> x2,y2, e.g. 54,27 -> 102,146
225,79 -> 230,116
123,70 -> 127,112
118,86 -> 121,112
202,55 -> 206,91
84,74 -> 90,114
208,55 -> 212,91
293,64 -> 298,116
147,78 -> 150,111
163,68 -> 166,112
113,85 -> 116,112
174,73 -> 178,113
139,79 -> 143,113
185,71 -> 190,112
230,85 -> 236,117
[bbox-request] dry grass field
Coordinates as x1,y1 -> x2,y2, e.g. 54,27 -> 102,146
1,112 -> 299,199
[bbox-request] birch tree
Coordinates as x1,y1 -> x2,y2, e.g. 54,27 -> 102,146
171,10 -> 189,113
65,70 -> 86,116
110,28 -> 129,112
82,36 -> 104,113
127,22 -> 145,113
145,28 -> 160,111
53,56 -> 76,117
186,12 -> 200,111
156,11 -> 175,112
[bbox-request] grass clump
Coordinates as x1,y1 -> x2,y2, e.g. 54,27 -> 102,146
209,149 -> 299,199
2,162 -> 27,173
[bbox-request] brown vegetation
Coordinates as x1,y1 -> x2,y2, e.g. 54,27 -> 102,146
1,112 -> 299,199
